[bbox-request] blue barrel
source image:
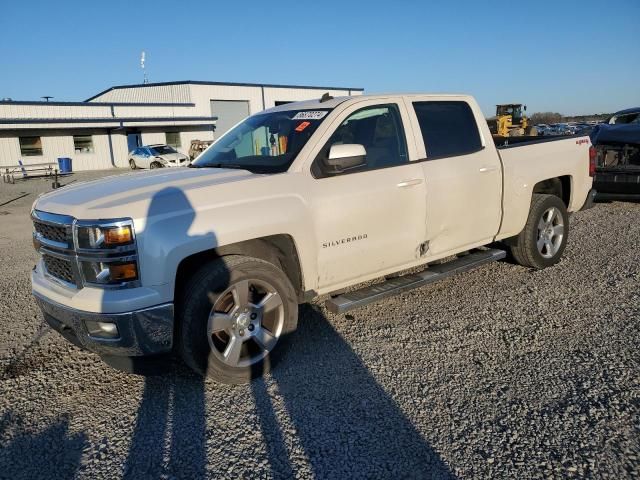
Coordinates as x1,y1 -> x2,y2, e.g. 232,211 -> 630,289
57,157 -> 72,173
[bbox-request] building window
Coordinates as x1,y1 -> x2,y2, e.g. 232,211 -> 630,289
166,132 -> 181,148
73,135 -> 94,153
19,136 -> 43,156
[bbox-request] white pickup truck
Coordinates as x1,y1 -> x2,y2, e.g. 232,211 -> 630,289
31,94 -> 596,383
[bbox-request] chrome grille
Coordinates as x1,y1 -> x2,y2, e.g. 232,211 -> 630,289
34,221 -> 71,246
43,254 -> 76,285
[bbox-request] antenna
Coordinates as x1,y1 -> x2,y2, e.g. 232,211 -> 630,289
41,96 -> 54,102
140,51 -> 148,84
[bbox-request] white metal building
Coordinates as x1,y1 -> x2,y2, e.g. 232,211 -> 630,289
0,81 -> 363,171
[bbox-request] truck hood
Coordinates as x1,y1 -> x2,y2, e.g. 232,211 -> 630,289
34,167 -> 256,220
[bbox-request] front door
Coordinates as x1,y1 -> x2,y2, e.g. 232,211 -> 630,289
308,101 -> 427,290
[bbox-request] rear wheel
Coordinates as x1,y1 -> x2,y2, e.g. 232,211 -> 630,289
129,159 -> 137,169
507,194 -> 569,269
178,255 -> 298,384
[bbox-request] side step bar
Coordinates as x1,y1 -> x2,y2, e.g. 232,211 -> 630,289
325,248 -> 506,314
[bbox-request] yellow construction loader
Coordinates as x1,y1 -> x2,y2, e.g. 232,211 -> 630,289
488,104 -> 537,137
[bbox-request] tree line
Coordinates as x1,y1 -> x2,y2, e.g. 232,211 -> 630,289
530,112 -> 611,124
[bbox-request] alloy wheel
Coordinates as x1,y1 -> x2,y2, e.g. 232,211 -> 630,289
207,278 -> 285,368
537,206 -> 564,258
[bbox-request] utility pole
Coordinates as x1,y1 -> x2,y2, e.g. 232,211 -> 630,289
141,51 -> 148,85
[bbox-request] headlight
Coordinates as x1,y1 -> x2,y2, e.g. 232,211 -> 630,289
77,224 -> 133,249
74,219 -> 140,288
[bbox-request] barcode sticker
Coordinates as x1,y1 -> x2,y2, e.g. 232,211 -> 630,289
292,111 -> 328,120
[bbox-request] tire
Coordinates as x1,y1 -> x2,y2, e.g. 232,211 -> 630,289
129,159 -> 137,169
507,194 -> 569,269
178,255 -> 298,384
150,162 -> 161,169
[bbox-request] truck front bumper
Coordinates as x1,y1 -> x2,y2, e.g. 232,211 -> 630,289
33,291 -> 174,356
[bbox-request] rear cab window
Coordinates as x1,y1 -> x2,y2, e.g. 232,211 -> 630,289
412,101 -> 482,158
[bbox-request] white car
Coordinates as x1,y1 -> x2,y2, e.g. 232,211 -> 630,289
129,144 -> 190,169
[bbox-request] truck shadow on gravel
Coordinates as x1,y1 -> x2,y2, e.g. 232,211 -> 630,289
252,304 -> 456,479
0,410 -> 88,480
121,185 -> 454,479
123,307 -> 455,479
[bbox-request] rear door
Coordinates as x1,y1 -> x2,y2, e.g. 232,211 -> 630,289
405,98 -> 502,256
307,99 -> 428,289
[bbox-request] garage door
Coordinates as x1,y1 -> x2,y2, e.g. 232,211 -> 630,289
210,100 -> 250,137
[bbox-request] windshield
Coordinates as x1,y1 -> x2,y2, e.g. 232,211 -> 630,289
192,109 -> 332,173
150,145 -> 177,155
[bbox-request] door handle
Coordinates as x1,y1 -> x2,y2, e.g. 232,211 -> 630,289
479,166 -> 499,173
397,178 -> 423,188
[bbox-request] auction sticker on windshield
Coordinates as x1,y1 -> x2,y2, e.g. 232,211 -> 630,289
292,111 -> 328,120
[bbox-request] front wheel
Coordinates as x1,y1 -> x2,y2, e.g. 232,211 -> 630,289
178,255 -> 298,384
507,194 -> 569,269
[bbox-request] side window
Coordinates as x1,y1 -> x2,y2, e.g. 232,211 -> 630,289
313,104 -> 408,177
412,101 -> 482,158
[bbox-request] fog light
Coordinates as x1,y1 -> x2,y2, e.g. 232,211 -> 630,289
85,320 -> 119,339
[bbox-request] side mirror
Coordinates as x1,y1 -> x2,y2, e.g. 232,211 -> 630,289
324,144 -> 367,174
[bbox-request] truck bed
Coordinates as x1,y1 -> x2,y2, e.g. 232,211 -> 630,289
494,134 -> 592,239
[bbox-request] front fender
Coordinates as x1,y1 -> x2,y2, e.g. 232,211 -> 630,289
136,181 -> 317,295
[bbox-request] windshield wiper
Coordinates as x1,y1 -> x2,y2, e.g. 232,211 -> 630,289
190,163 -> 248,170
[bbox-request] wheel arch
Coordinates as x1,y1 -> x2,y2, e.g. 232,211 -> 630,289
175,234 -> 305,304
532,175 -> 572,208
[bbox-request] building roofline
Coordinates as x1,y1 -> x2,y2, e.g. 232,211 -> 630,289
0,100 -> 196,108
85,80 -> 365,101
0,116 -> 217,125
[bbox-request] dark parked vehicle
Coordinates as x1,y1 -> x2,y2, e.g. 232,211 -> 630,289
591,107 -> 640,200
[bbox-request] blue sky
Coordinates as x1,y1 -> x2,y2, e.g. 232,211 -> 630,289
1,0 -> 638,116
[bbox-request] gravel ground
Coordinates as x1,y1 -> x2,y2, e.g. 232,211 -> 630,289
0,170 -> 638,479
